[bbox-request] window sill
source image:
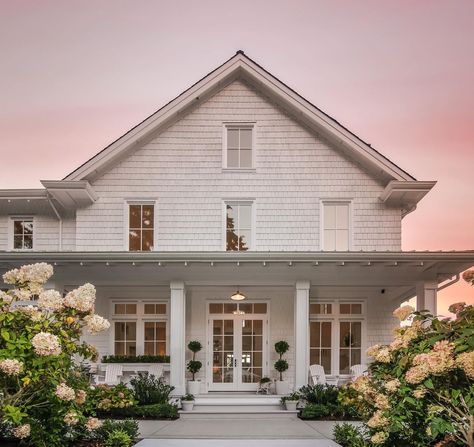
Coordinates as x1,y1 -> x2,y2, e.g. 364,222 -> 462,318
222,168 -> 257,173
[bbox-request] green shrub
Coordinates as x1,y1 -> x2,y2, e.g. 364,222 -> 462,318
102,354 -> 170,363
105,429 -> 132,447
300,403 -> 330,419
187,341 -> 202,380
101,403 -> 179,420
95,419 -> 138,445
89,383 -> 136,412
129,372 -> 174,405
299,384 -> 339,406
333,423 -> 367,447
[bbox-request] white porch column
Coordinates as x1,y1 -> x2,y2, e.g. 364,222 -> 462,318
295,280 -> 310,389
170,281 -> 186,395
416,281 -> 438,315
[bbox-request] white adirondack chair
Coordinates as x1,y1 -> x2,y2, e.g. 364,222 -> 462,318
350,364 -> 368,379
147,363 -> 164,379
309,364 -> 327,385
94,364 -> 123,386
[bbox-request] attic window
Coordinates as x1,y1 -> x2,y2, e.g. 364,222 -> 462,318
224,124 -> 254,169
128,203 -> 154,251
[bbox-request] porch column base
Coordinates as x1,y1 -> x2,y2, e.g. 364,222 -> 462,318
295,280 -> 310,390
416,281 -> 438,315
170,281 -> 186,395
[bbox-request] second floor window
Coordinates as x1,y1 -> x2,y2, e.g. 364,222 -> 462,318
129,204 -> 154,251
225,125 -> 253,169
322,202 -> 350,251
13,219 -> 34,250
226,202 -> 252,251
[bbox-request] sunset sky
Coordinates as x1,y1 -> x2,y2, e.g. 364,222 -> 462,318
1,1 -> 473,314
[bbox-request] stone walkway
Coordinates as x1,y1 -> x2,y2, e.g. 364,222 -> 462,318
135,418 -> 345,446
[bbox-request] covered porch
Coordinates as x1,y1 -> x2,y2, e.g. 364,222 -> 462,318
1,251 -> 473,396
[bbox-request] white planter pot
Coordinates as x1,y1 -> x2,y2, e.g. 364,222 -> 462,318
181,400 -> 194,411
285,400 -> 298,411
275,380 -> 290,395
187,380 -> 201,395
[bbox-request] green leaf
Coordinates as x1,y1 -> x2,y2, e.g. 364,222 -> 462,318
1,328 -> 10,341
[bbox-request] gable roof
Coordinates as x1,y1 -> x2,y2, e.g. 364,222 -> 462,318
64,51 -> 416,184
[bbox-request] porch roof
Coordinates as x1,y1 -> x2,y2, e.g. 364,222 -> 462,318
0,251 -> 472,303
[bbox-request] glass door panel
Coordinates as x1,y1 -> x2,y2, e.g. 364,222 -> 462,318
240,319 -> 264,384
212,319 -> 234,385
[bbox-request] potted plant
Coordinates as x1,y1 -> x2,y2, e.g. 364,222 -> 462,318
274,340 -> 290,395
186,340 -> 202,395
257,376 -> 272,394
280,391 -> 300,411
181,393 -> 195,411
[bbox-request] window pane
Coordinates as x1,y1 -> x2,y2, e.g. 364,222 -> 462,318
142,205 -> 154,228
239,303 -> 252,314
340,349 -> 350,374
129,230 -> 141,251
213,320 -> 223,335
253,303 -> 267,314
240,149 -> 252,168
210,303 -> 223,314
239,205 -> 252,228
144,304 -> 154,314
351,304 -> 362,314
240,129 -> 252,149
310,349 -> 320,365
224,303 -> 237,314
351,349 -> 361,367
310,322 -> 321,347
115,342 -> 125,355
23,221 -> 33,235
115,304 -> 126,314
125,343 -> 136,356
227,230 -> 239,251
144,342 -> 154,355
227,149 -> 239,167
336,205 -> 349,229
144,322 -> 155,341
156,342 -> 166,356
351,322 -> 362,348
336,230 -> 349,251
126,304 -> 137,314
126,322 -> 136,340
321,322 -> 332,348
141,230 -> 154,251
239,229 -> 251,251
340,322 -> 351,347
324,230 -> 336,251
129,205 -> 141,228
115,322 -> 125,341
227,129 -> 239,148
324,205 -> 336,229
14,221 -> 24,234
156,322 -> 166,340
321,349 -> 331,373
13,235 -> 23,249
340,304 -> 351,314
253,320 -> 263,335
23,235 -> 33,249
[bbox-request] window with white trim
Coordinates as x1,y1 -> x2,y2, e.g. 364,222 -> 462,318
224,124 -> 254,169
322,202 -> 350,251
309,300 -> 364,375
11,218 -> 34,250
112,301 -> 168,357
225,201 -> 253,251
128,203 -> 154,251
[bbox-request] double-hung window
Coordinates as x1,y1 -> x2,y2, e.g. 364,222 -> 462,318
224,124 -> 254,169
322,202 -> 351,251
309,301 -> 364,375
225,201 -> 253,251
113,301 -> 168,357
11,218 -> 34,250
128,203 -> 154,251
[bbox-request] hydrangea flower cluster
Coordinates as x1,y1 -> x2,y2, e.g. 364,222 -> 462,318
84,314 -> 111,334
64,283 -> 96,312
0,358 -> 24,376
37,289 -> 64,311
32,332 -> 62,356
55,383 -> 76,401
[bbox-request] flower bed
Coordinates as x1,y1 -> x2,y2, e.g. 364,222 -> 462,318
102,355 -> 170,363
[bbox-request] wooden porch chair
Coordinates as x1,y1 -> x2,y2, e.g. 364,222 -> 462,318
147,363 -> 164,379
350,364 -> 368,379
94,364 -> 123,386
309,364 -> 327,385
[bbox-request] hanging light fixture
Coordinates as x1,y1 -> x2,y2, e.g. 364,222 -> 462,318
230,289 -> 246,301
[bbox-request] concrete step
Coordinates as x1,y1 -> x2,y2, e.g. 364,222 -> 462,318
179,409 -> 299,420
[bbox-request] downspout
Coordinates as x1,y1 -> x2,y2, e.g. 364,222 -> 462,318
437,274 -> 460,292
47,194 -> 62,251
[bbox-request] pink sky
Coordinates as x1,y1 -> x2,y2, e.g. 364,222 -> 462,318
0,1 -> 473,313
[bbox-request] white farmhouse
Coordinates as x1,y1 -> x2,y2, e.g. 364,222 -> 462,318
1,51 -> 473,396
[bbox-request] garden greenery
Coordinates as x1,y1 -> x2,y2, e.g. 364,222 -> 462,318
339,271 -> 474,447
0,263 -> 110,446
129,372 -> 174,405
274,340 -> 289,381
186,340 -> 202,381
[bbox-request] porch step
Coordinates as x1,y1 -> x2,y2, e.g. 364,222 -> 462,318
179,410 -> 299,420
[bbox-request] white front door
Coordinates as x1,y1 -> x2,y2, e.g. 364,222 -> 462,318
207,302 -> 268,391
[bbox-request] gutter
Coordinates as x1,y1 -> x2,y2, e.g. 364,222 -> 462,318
46,195 -> 62,251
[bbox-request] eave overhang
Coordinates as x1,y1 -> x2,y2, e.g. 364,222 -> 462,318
40,180 -> 97,209
379,181 -> 437,217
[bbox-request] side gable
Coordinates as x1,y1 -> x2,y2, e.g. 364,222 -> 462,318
63,51 -> 416,185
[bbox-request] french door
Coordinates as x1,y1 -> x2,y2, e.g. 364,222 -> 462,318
208,306 -> 267,391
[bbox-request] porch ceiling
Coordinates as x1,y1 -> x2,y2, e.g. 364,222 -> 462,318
0,251 -> 472,303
